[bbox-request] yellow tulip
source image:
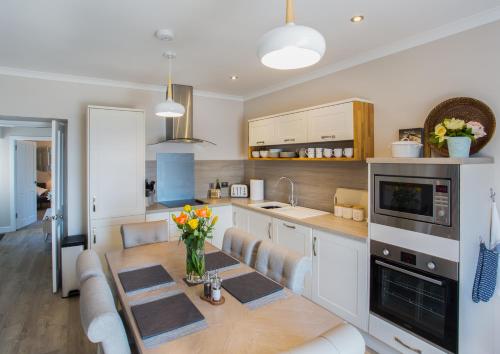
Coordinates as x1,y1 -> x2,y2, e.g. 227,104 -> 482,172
206,207 -> 212,218
211,215 -> 219,226
183,205 -> 192,213
434,124 -> 447,137
188,218 -> 199,230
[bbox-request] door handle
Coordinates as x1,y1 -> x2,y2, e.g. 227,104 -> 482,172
283,223 -> 296,229
92,227 -> 97,244
375,260 -> 443,286
267,222 -> 272,240
394,337 -> 422,354
92,196 -> 96,213
312,236 -> 317,256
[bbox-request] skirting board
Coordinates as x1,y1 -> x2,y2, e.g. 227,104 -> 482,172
0,226 -> 14,234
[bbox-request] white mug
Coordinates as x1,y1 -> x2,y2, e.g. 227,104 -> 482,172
324,148 -> 333,158
343,148 -> 354,158
315,148 -> 323,158
305,148 -> 315,158
333,148 -> 343,158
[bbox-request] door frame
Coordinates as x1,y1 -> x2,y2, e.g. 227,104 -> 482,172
9,136 -> 51,231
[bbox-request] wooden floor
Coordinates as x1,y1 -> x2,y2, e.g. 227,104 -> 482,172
0,221 -> 95,354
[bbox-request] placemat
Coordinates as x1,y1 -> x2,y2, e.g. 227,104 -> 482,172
205,251 -> 240,272
131,291 -> 207,347
222,272 -> 284,308
118,265 -> 174,295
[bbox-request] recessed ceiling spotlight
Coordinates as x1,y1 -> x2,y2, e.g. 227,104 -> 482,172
155,29 -> 174,41
350,15 -> 364,23
230,75 -> 239,80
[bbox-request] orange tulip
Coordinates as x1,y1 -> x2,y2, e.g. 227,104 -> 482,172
195,208 -> 208,218
175,212 -> 188,225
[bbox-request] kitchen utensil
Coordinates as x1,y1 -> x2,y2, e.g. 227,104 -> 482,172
333,148 -> 343,158
343,148 -> 354,158
391,139 -> 422,158
231,184 -> 248,198
342,205 -> 353,219
315,148 -> 323,158
298,148 -> 307,158
280,152 -> 297,158
353,206 -> 365,222
250,179 -> 264,201
305,148 -> 315,158
259,150 -> 269,158
323,148 -> 333,158
251,151 -> 260,158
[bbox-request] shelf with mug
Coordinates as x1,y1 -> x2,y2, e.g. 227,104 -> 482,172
248,156 -> 361,161
248,142 -> 363,162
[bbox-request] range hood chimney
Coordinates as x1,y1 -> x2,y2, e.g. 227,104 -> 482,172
151,84 -> 215,145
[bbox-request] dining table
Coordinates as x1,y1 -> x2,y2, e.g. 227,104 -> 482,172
106,241 -> 344,354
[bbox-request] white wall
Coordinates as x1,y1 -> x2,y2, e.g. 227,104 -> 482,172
0,77 -> 244,234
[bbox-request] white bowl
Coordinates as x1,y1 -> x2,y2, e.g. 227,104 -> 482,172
259,150 -> 270,158
391,140 -> 422,158
251,151 -> 260,158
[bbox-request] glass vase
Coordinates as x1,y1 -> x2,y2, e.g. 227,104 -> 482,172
185,246 -> 205,284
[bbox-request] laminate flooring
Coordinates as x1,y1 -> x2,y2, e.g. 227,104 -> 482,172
0,222 -> 95,354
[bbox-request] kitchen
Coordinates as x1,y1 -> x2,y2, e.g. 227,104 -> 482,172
1,1 -> 500,354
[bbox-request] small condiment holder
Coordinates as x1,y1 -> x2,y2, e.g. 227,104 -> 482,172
201,271 -> 225,305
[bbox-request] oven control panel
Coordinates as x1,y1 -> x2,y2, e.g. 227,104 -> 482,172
434,181 -> 451,226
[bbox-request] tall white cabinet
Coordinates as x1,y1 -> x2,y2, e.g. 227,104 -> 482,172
87,106 -> 145,262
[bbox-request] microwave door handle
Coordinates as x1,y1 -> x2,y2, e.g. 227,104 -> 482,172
375,260 -> 443,286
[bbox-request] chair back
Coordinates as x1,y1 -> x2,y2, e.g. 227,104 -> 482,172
255,240 -> 310,294
76,249 -> 105,285
222,227 -> 261,266
121,220 -> 168,249
80,276 -> 131,354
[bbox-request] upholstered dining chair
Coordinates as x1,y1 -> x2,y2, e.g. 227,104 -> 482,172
76,249 -> 105,285
222,227 -> 261,266
80,276 -> 131,354
254,240 -> 310,295
120,220 -> 168,249
283,323 -> 365,354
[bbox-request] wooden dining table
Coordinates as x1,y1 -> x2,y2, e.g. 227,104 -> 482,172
106,241 -> 343,354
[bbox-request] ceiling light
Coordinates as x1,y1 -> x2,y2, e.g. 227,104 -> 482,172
155,52 -> 186,118
230,75 -> 239,80
257,0 -> 326,70
350,15 -> 364,23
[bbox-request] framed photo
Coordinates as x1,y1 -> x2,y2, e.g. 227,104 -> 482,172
399,128 -> 424,143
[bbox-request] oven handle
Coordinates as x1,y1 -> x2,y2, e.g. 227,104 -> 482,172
375,260 -> 443,286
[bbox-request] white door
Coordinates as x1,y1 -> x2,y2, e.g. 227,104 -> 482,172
51,121 -> 67,293
247,210 -> 273,241
210,206 -> 233,249
232,206 -> 249,231
275,112 -> 308,145
249,119 -> 277,147
307,103 -> 354,142
15,140 -> 37,229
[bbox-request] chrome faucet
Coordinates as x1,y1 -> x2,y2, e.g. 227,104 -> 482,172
277,176 -> 297,207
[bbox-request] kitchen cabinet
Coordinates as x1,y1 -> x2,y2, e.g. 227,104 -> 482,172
273,219 -> 313,299
248,210 -> 273,241
312,229 -> 368,330
232,206 -> 250,231
249,119 -> 277,147
275,112 -> 308,145
307,102 -> 354,142
210,206 -> 233,249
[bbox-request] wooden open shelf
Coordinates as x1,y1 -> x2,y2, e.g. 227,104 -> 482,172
248,157 -> 361,162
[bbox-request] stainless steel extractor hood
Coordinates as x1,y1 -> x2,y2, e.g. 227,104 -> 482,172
150,84 -> 215,145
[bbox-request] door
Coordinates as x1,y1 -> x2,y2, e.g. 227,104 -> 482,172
275,112 -> 308,144
307,102 -> 354,142
249,119 -> 277,147
232,206 -> 249,231
210,206 -> 233,249
312,229 -> 368,330
51,121 -> 67,293
247,210 -> 273,241
15,140 -> 37,229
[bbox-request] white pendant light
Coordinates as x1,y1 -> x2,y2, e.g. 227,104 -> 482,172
257,0 -> 326,70
155,52 -> 186,118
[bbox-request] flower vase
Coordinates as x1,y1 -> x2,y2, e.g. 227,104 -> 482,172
447,137 -> 471,158
185,245 -> 205,284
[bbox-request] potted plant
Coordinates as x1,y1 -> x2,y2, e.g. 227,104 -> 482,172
172,205 -> 218,284
429,118 -> 486,157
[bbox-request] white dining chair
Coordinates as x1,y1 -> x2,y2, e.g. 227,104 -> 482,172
283,323 -> 365,354
76,249 -> 105,285
222,227 -> 261,266
254,240 -> 310,294
80,276 -> 131,354
120,220 -> 168,249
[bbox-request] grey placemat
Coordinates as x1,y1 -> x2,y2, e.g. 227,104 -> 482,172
118,265 -> 174,295
222,271 -> 284,305
205,251 -> 240,272
131,291 -> 206,345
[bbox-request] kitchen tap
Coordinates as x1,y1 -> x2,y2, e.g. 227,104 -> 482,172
277,176 -> 297,207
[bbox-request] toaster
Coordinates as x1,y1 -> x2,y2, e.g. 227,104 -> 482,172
231,184 -> 248,198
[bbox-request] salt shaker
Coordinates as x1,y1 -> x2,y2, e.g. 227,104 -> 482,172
211,274 -> 222,302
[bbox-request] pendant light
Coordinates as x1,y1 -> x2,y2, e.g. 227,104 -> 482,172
257,0 -> 326,70
155,52 -> 186,118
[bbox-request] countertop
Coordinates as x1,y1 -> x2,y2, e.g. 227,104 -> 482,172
147,198 -> 368,241
367,157 -> 494,164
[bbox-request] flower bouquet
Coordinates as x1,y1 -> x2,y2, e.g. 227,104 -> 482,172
429,118 -> 486,157
172,205 -> 218,284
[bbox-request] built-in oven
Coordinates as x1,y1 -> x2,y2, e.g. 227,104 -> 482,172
371,163 -> 460,240
370,240 -> 458,353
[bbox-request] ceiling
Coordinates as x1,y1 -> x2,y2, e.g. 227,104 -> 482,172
1,0 -> 499,99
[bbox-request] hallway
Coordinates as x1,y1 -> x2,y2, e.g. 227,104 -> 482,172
0,222 -> 94,354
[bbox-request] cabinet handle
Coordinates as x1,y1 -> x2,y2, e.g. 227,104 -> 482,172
92,227 -> 97,244
283,223 -> 296,229
256,141 -> 265,145
267,222 -> 272,240
394,337 -> 422,354
284,138 -> 296,143
233,211 -> 236,226
92,196 -> 96,213
321,135 -> 335,139
312,236 -> 317,256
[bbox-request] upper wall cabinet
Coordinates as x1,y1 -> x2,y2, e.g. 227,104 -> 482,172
276,112 -> 308,145
307,102 -> 353,142
249,118 -> 277,146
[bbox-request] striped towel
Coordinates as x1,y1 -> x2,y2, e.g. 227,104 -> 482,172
472,242 -> 498,303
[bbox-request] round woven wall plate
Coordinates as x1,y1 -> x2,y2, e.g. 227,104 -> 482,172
424,97 -> 496,156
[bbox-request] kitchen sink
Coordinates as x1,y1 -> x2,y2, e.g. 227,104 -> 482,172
249,202 -> 329,219
249,202 -> 290,209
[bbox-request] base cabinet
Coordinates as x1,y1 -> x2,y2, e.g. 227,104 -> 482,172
232,206 -> 273,241
312,229 -> 368,330
232,206 -> 249,231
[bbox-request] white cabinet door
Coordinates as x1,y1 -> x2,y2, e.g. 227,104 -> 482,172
145,211 -> 170,222
232,206 -> 250,231
312,229 -> 368,330
275,112 -> 308,145
248,210 -> 273,241
273,219 -> 313,299
210,206 -> 233,249
249,119 -> 277,147
88,107 -> 145,220
307,102 -> 354,142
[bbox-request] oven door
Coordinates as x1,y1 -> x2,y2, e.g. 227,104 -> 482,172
370,256 -> 458,353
